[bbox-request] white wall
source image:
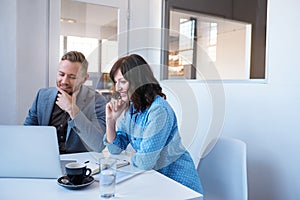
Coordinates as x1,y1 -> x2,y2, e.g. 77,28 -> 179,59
0,0 -> 49,124
16,0 -> 49,124
130,0 -> 300,200
0,0 -> 17,124
0,0 -> 300,199
222,1 -> 300,198
128,0 -> 163,78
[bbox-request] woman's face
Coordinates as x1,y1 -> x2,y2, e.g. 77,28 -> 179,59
114,68 -> 129,103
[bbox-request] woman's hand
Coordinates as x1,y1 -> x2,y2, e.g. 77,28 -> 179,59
106,98 -> 128,121
105,98 -> 128,143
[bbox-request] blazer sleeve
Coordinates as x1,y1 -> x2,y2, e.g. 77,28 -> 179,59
24,88 -> 56,126
24,89 -> 41,125
68,91 -> 107,152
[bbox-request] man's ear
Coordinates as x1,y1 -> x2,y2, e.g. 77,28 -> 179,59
83,73 -> 89,82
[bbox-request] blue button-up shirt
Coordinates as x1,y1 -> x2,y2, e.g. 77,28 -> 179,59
105,95 -> 202,193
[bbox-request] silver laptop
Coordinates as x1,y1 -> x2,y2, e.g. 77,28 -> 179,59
0,125 -> 63,179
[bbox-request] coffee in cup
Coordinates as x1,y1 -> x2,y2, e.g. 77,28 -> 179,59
65,162 -> 92,185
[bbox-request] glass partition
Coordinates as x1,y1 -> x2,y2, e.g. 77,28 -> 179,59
163,0 -> 268,80
60,0 -> 119,94
167,9 -> 252,80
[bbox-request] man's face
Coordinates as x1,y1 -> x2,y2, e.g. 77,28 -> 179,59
56,60 -> 87,95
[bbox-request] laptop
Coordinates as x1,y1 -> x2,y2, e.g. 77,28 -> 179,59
0,125 -> 63,179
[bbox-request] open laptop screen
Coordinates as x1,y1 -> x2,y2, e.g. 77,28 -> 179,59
0,125 -> 63,179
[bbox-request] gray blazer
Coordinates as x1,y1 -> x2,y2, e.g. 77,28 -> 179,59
24,86 -> 106,153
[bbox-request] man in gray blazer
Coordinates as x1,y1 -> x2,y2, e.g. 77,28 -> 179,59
24,51 -> 106,154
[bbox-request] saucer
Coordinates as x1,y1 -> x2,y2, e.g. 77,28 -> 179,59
57,176 -> 95,190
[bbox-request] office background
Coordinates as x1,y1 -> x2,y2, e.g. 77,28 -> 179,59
0,0 -> 299,199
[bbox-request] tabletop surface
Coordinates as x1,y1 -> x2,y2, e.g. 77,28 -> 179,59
0,152 -> 203,200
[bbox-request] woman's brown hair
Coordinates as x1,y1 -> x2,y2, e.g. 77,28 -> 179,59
109,54 -> 166,112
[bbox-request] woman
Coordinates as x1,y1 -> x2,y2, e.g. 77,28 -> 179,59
104,54 -> 203,193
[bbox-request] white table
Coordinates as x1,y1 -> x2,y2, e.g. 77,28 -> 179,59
0,152 -> 203,200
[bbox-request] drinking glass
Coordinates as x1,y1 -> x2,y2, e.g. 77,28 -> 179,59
99,157 -> 117,199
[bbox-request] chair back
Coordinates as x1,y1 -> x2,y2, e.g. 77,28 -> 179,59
197,137 -> 248,200
161,83 -> 223,168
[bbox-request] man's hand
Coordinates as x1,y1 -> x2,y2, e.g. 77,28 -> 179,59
56,87 -> 80,119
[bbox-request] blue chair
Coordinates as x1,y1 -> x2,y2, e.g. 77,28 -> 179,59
197,137 -> 248,200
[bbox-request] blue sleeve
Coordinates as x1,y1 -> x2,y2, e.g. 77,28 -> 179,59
131,104 -> 175,170
105,128 -> 131,154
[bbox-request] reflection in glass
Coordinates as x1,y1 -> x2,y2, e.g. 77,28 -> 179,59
168,9 -> 252,80
60,0 -> 118,90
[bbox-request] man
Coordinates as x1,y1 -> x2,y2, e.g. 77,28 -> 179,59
24,51 -> 106,154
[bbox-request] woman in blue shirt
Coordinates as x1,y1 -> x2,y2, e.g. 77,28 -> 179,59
104,54 -> 203,193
